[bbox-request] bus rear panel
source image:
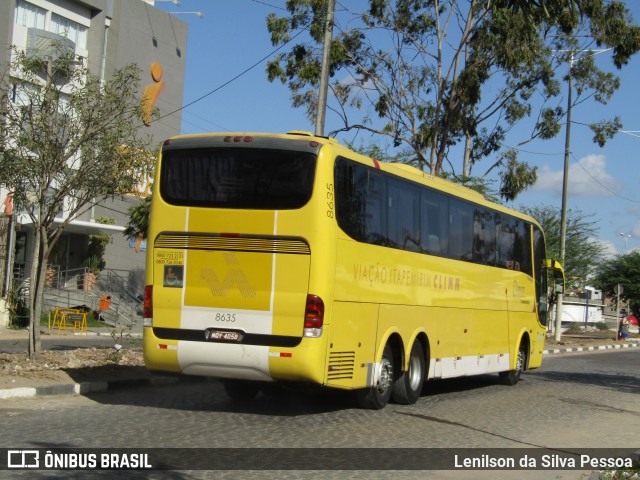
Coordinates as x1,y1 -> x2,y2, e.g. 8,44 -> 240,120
144,134 -> 332,386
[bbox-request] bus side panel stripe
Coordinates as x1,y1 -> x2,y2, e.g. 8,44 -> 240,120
270,211 -> 278,316
428,353 -> 510,379
181,207 -> 190,314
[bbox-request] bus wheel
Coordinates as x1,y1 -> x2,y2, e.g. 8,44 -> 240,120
223,379 -> 261,401
355,344 -> 395,409
499,343 -> 526,386
392,341 -> 425,405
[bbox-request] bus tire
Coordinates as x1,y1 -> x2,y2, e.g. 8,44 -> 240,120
499,342 -> 526,386
355,344 -> 395,409
391,341 -> 425,405
223,379 -> 261,401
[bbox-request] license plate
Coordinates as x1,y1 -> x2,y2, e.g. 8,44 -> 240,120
205,329 -> 244,342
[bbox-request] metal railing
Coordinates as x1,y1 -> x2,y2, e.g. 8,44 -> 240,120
96,269 -> 145,305
35,266 -> 144,328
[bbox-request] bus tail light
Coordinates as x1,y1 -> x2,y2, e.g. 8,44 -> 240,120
303,294 -> 324,338
143,285 -> 153,327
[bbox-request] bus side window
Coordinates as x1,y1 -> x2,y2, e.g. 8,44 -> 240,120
472,208 -> 497,266
427,234 -> 440,254
496,217 -> 515,268
365,170 -> 387,246
449,199 -> 474,262
420,189 -> 448,256
514,220 -> 532,276
388,177 -> 420,252
335,158 -> 364,241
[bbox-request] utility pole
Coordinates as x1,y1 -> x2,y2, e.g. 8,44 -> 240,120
555,52 -> 573,342
315,0 -> 335,137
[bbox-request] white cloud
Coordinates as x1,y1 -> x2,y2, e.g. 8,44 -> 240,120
533,154 -> 619,196
599,238 -> 619,257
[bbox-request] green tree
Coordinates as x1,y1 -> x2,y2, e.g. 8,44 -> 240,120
593,252 -> 640,316
84,217 -> 116,274
349,139 -> 501,201
123,196 -> 151,241
0,45 -> 153,358
520,204 -> 605,289
266,0 -> 640,200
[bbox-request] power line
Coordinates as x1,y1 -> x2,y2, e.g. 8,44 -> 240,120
249,0 -> 288,11
620,130 -> 640,139
571,152 -> 640,203
498,142 -> 565,157
157,27 -> 307,122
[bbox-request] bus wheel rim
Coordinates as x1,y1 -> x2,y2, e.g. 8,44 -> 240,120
516,349 -> 524,374
378,358 -> 393,394
408,353 -> 422,390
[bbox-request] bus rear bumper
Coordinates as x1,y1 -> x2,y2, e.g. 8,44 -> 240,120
144,327 -> 273,382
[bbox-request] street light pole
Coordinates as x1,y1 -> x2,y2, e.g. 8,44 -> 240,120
618,232 -> 631,253
167,11 -> 204,18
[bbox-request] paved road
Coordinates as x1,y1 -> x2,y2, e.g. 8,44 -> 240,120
0,349 -> 638,479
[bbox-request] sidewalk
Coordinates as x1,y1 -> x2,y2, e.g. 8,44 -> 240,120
0,326 -> 143,341
0,329 -> 638,401
543,337 -> 640,355
0,326 -> 197,400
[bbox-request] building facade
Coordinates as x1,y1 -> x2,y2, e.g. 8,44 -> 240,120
0,0 -> 187,317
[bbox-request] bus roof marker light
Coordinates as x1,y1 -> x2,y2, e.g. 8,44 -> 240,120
243,136 -> 253,142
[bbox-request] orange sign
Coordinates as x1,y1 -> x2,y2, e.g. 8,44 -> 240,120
142,62 -> 166,126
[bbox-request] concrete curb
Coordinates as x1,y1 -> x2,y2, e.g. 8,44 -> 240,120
0,328 -> 143,340
0,374 -> 202,400
55,331 -> 143,338
543,341 -> 640,355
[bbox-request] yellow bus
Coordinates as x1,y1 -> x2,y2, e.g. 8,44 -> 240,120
143,131 -> 564,409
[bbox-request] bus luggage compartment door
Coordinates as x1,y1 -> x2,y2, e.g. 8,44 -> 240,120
154,241 -> 311,338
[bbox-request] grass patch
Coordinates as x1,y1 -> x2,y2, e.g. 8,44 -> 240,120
40,309 -> 106,329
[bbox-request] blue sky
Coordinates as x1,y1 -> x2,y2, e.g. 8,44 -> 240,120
153,0 -> 640,257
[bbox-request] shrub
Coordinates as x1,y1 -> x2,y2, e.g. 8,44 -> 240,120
7,283 -> 29,329
564,323 -> 583,334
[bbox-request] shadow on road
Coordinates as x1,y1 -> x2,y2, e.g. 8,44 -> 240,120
74,372 -> 509,417
529,370 -> 640,395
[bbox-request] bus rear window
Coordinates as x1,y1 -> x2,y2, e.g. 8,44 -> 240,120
159,147 -> 317,209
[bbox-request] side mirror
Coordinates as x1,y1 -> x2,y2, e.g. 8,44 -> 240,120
545,259 -> 565,294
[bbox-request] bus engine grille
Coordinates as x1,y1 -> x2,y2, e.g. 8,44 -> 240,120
328,352 -> 355,380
